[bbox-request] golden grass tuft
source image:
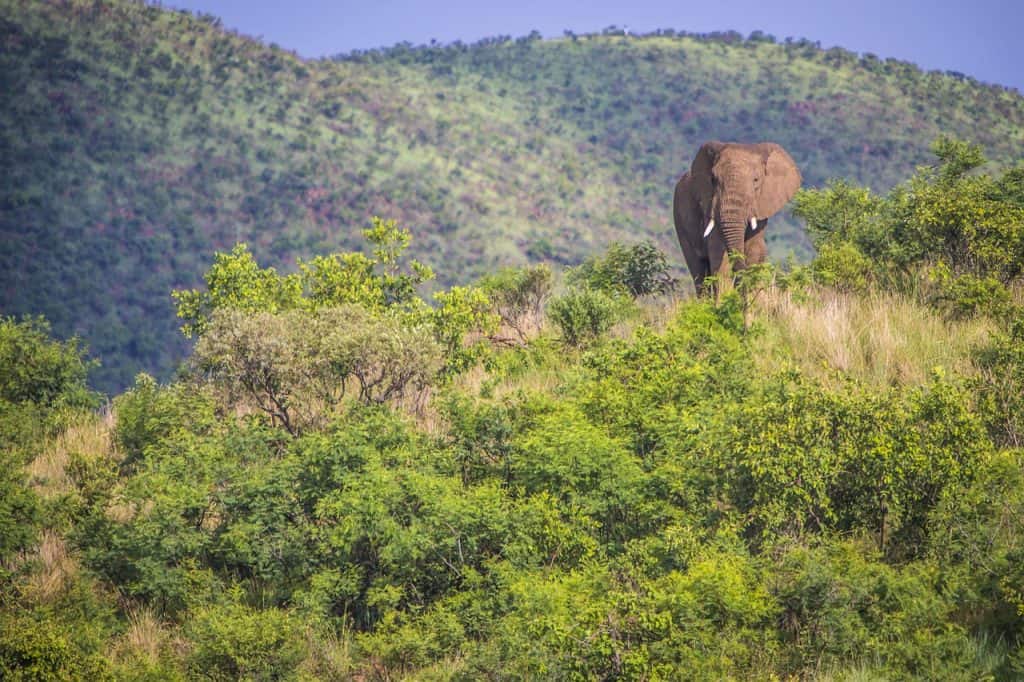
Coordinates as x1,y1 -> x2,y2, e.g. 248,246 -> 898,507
107,607 -> 180,668
298,627 -> 356,679
757,287 -> 994,387
22,530 -> 78,601
27,410 -> 115,499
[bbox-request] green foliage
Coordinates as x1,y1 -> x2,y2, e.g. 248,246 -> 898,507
0,317 -> 99,567
191,306 -> 442,432
973,319 -> 1024,448
568,241 -> 677,298
430,285 -> 498,375
796,139 -> 1024,317
0,457 -> 41,566
547,287 -> 626,347
0,317 -> 97,410
927,449 -> 1024,639
6,0 -> 1024,393
512,405 -> 644,546
811,240 -> 875,293
708,375 -> 989,555
299,217 -> 435,312
0,613 -> 113,682
113,373 -> 219,467
173,244 -> 303,339
185,600 -> 306,681
478,264 -> 553,342
774,540 -> 980,677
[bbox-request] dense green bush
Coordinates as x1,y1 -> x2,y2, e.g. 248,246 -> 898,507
973,319 -> 1024,448
112,373 -> 219,468
547,287 -> 625,346
185,601 -> 306,681
795,138 -> 1024,318
0,613 -> 113,682
568,241 -> 677,298
0,462 -> 41,567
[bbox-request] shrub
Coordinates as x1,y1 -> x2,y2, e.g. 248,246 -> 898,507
478,264 -> 554,343
113,373 -> 219,467
811,240 -> 874,293
773,540 -> 976,677
972,319 -> 1024,448
185,602 -> 306,681
430,285 -> 499,375
568,241 -> 676,298
0,316 -> 98,411
548,287 -> 623,347
0,456 -> 41,565
0,613 -> 113,681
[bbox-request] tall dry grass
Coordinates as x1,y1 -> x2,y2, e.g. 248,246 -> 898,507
14,410 -> 117,603
757,288 -> 994,387
107,606 -> 191,673
26,409 -> 115,499
20,529 -> 78,601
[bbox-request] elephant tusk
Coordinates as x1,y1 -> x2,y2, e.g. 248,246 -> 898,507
703,219 -> 715,238
749,216 -> 758,231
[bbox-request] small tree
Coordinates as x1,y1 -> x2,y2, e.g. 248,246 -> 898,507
191,306 -> 442,433
479,264 -> 554,343
173,244 -> 303,338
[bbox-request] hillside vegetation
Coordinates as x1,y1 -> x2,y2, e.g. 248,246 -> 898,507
3,141 -> 1024,678
2,0 -> 1024,391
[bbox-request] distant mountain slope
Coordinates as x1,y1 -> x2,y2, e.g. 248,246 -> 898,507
2,0 -> 1023,391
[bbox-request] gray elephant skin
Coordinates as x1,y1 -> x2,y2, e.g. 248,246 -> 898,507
673,141 -> 801,294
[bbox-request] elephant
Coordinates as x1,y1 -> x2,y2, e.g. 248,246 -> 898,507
673,141 -> 801,294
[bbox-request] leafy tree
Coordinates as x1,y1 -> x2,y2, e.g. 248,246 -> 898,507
173,244 -> 302,339
299,217 -> 435,311
191,306 -> 442,432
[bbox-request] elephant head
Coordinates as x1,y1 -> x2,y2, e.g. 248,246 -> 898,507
689,141 -> 801,258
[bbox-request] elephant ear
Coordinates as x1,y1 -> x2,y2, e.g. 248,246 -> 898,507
689,141 -> 725,216
755,143 -> 801,218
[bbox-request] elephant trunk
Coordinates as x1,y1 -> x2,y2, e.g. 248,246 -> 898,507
718,186 -> 750,266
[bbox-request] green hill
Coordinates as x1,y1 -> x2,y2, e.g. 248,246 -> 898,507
2,0 -> 1023,392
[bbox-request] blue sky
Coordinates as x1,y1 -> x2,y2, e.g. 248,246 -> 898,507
167,0 -> 1023,92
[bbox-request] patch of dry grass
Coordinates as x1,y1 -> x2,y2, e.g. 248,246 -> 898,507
27,410 -> 115,499
299,628 -> 356,680
107,606 -> 189,672
21,530 -> 78,601
757,287 -> 994,387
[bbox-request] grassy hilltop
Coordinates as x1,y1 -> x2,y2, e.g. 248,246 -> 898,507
2,0 -> 1024,391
